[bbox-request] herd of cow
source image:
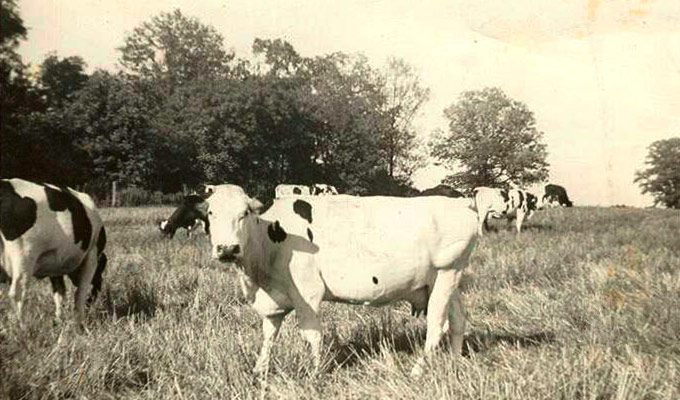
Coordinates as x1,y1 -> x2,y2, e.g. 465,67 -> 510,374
1,177 -> 572,377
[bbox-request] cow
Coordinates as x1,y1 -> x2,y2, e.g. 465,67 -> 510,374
0,178 -> 108,326
274,183 -> 338,198
505,188 -> 540,234
542,184 -> 573,207
472,187 -> 510,236
203,184 -> 478,376
417,184 -> 465,198
158,195 -> 210,238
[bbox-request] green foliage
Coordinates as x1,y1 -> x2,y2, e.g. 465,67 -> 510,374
65,71 -> 160,187
430,87 -> 549,190
635,137 -> 680,209
39,53 -> 89,108
118,9 -> 234,96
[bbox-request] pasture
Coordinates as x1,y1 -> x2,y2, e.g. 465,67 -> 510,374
1,206 -> 679,399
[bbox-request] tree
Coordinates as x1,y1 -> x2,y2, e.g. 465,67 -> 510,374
430,87 -> 549,189
65,71 -> 159,187
635,137 -> 680,209
118,9 -> 234,96
380,58 -> 430,180
39,53 -> 89,108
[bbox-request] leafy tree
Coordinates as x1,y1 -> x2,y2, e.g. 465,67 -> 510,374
430,87 -> 549,189
380,57 -> 430,180
635,137 -> 680,209
39,53 -> 88,108
65,71 -> 159,187
118,9 -> 234,96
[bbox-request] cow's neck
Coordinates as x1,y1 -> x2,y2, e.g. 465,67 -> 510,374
237,216 -> 271,290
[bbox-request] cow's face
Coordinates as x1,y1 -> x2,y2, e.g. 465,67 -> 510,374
206,185 -> 262,262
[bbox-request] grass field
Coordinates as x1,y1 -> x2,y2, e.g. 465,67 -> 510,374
2,205 -> 679,399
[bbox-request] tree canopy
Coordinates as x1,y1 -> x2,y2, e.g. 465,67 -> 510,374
430,87 -> 549,190
635,137 -> 680,209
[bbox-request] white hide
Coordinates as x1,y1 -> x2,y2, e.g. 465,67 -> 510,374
205,184 -> 478,376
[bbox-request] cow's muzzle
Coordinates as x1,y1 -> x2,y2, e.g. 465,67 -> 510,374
216,244 -> 241,262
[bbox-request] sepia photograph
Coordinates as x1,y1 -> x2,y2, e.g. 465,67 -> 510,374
2,0 -> 679,398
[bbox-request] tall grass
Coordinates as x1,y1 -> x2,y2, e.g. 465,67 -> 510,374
1,206 -> 679,399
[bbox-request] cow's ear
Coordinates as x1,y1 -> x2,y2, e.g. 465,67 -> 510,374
248,198 -> 264,214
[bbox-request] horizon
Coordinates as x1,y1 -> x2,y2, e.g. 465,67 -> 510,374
16,0 -> 680,207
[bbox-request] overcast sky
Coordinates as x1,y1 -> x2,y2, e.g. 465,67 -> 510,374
17,0 -> 680,206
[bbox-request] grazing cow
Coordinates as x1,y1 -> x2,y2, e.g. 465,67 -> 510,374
0,178 -> 108,325
417,184 -> 465,198
542,184 -> 573,207
204,185 -> 477,376
159,195 -> 210,238
505,189 -> 540,234
472,187 -> 510,236
274,183 -> 338,198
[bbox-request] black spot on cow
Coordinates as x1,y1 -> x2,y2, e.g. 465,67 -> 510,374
44,185 -> 92,250
372,276 -> 379,284
0,180 -> 38,241
517,190 -> 525,207
527,193 -> 538,211
293,200 -> 313,223
293,187 -> 302,195
500,190 -> 509,202
97,226 -> 107,254
307,227 -> 314,243
267,221 -> 287,243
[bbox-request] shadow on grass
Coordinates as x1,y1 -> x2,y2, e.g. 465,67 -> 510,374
99,283 -> 157,322
329,327 -> 556,371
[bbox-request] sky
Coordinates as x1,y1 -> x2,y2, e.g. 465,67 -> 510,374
17,0 -> 680,207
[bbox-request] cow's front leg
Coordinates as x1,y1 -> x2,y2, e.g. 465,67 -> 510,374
8,272 -> 29,327
253,313 -> 285,376
298,309 -> 322,375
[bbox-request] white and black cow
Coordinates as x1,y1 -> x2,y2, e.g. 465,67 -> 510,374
274,183 -> 339,199
472,187 -> 510,236
158,195 -> 210,238
203,184 -> 477,376
542,184 -> 573,207
417,184 -> 465,198
505,188 -> 540,234
0,178 -> 108,325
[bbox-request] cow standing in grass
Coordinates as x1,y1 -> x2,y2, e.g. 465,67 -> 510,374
0,178 -> 108,326
203,184 -> 478,376
505,188 -> 540,234
472,187 -> 510,236
158,195 -> 210,239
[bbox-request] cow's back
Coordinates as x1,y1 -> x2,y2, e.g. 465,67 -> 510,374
262,195 -> 477,303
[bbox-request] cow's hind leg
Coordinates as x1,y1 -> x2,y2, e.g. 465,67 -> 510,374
8,271 -> 29,326
50,276 -> 66,322
411,268 -> 463,377
447,287 -> 466,356
73,250 -> 98,327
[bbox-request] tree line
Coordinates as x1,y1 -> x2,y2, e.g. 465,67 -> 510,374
32,5 -> 680,208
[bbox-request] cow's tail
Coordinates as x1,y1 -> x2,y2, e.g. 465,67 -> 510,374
88,226 -> 108,305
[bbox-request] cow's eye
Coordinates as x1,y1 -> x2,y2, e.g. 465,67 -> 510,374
208,211 -> 213,216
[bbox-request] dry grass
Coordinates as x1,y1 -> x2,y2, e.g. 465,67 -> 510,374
1,206 -> 679,399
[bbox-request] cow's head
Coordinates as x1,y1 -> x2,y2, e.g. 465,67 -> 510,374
205,185 -> 263,263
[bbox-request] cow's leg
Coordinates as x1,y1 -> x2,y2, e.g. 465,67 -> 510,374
447,287 -> 466,356
73,250 -> 98,327
298,308 -> 322,374
478,210 -> 488,236
412,268 -> 462,376
251,287 -> 292,376
50,276 -> 67,322
8,271 -> 29,326
290,265 -> 325,375
516,209 -> 526,234
253,313 -> 286,376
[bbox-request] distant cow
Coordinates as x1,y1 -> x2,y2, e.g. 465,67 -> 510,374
0,178 -> 108,325
505,188 -> 540,234
472,187 -> 510,236
159,195 -> 210,238
542,184 -> 573,207
274,184 -> 338,198
204,185 -> 477,376
417,184 -> 465,198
